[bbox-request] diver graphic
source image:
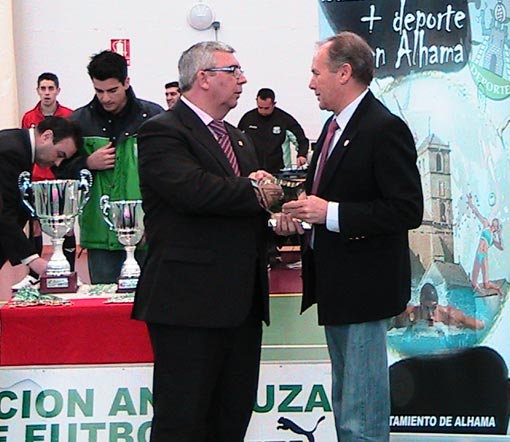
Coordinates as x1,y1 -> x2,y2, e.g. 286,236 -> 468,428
467,193 -> 504,295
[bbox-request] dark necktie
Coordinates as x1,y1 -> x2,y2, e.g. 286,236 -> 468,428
209,120 -> 241,176
311,119 -> 339,194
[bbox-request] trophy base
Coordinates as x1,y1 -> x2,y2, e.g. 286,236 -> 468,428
40,272 -> 78,294
117,276 -> 139,293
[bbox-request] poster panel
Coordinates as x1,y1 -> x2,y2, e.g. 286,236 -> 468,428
318,0 -> 510,436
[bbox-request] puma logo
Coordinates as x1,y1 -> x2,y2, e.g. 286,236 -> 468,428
277,416 -> 326,442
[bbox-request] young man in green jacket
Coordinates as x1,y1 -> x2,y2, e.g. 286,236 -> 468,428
64,50 -> 163,284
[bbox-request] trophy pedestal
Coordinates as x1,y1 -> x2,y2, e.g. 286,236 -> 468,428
100,198 -> 144,294
40,271 -> 78,294
117,276 -> 139,293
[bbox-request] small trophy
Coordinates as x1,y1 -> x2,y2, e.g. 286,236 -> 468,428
100,196 -> 144,293
258,178 -> 311,229
19,169 -> 93,293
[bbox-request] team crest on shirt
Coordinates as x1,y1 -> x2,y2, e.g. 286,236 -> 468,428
273,126 -> 281,134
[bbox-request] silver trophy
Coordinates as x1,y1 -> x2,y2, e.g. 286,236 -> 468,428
258,177 -> 311,229
18,169 -> 93,293
100,196 -> 144,292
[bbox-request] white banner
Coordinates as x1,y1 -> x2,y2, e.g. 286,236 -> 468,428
0,363 -> 335,442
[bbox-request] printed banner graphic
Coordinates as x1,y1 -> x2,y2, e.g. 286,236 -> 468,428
320,0 -> 472,77
0,364 -> 337,442
319,0 -> 510,436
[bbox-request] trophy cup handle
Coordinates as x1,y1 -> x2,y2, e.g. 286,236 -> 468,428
100,195 -> 115,230
18,171 -> 36,217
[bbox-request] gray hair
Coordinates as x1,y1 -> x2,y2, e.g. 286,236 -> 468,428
319,32 -> 374,86
178,41 -> 235,93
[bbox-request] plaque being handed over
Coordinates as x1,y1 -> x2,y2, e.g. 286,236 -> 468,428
256,177 -> 311,230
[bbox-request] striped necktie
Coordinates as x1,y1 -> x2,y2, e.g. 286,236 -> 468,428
311,119 -> 339,194
209,120 -> 241,176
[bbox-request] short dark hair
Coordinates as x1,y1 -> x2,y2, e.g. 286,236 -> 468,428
37,72 -> 59,88
165,81 -> 180,91
87,50 -> 128,84
36,116 -> 82,150
257,88 -> 275,101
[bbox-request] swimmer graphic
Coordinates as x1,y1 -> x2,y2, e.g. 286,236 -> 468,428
389,283 -> 485,330
467,193 -> 503,295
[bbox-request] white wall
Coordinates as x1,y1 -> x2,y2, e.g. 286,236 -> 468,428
12,0 -> 323,139
0,0 -> 19,128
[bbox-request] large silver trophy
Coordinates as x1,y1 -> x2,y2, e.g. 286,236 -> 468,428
100,196 -> 144,293
258,178 -> 311,229
19,169 -> 92,293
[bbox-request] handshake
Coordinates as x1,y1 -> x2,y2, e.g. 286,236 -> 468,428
249,172 -> 311,230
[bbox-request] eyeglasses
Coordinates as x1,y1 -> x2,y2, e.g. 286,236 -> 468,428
204,65 -> 244,79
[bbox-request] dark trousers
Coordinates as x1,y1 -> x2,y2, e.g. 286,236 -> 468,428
147,320 -> 262,442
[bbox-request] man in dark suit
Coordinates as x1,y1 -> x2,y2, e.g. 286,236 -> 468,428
132,41 -> 273,442
275,32 -> 423,441
0,117 -> 81,279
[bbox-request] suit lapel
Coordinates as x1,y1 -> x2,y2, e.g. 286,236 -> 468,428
317,125 -> 359,194
314,92 -> 373,194
174,101 -> 237,177
306,117 -> 330,194
225,123 -> 253,176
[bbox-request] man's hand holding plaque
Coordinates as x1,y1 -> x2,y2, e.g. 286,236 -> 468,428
253,176 -> 311,230
258,179 -> 284,214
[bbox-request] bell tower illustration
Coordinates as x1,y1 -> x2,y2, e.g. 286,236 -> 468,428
409,133 -> 454,270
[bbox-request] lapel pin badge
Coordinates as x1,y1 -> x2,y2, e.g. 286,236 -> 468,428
344,139 -> 350,147
238,140 -> 244,147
